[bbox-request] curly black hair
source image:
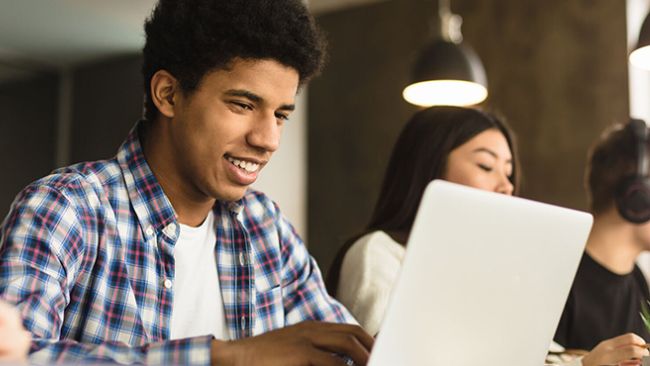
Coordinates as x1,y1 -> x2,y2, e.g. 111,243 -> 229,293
141,0 -> 327,121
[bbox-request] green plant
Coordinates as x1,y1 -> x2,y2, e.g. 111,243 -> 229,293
640,300 -> 650,334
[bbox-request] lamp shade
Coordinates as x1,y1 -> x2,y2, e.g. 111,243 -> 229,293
630,12 -> 650,70
403,39 -> 488,107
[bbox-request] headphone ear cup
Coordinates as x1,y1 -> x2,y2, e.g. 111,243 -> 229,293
615,175 -> 650,223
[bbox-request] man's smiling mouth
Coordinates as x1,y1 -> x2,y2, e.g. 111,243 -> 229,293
225,155 -> 260,173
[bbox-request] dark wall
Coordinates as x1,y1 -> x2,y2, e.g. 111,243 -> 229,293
0,54 -> 143,220
456,0 -> 628,205
0,75 -> 58,219
309,0 -> 629,272
71,54 -> 143,163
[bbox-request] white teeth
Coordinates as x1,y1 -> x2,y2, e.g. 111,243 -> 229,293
226,156 -> 259,173
244,162 -> 259,172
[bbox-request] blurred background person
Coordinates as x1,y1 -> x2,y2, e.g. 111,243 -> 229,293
326,106 -> 518,335
553,119 -> 650,364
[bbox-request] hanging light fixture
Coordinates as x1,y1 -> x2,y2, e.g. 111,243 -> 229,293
402,0 -> 488,107
630,12 -> 650,70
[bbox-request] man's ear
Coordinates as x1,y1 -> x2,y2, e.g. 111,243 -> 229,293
150,70 -> 178,119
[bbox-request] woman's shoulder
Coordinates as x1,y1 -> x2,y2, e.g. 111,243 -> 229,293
346,230 -> 406,266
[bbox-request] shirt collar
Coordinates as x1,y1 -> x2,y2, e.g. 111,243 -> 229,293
117,121 -> 177,236
117,121 -> 248,235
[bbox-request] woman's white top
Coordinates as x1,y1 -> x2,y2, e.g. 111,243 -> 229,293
170,211 -> 230,340
336,230 -> 405,336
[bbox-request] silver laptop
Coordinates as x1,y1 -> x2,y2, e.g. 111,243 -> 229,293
368,180 -> 593,366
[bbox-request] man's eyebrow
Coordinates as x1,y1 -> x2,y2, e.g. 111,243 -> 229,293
224,89 -> 263,103
472,147 -> 512,163
278,104 -> 296,112
224,89 -> 295,111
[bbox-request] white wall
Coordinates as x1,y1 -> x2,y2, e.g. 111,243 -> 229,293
252,92 -> 307,239
628,0 -> 650,122
627,0 -> 650,277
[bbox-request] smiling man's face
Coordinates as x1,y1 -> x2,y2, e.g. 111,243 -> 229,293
164,58 -> 299,202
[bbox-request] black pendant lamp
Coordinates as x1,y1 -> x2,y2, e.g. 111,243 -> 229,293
630,12 -> 650,70
402,0 -> 488,107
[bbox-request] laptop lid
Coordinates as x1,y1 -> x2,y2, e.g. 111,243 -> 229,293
368,180 -> 593,366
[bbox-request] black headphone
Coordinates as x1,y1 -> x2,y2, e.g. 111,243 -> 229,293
615,118 -> 650,223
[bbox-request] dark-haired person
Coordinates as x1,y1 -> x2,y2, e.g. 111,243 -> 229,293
0,301 -> 31,362
326,106 -> 518,335
552,120 -> 650,366
0,0 -> 372,364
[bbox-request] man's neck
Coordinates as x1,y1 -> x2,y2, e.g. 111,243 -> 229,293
586,209 -> 643,275
141,120 -> 215,227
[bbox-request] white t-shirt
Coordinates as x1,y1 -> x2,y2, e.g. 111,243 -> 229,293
169,211 -> 229,340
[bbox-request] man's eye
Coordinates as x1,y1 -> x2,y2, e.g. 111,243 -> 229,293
478,164 -> 493,172
275,113 -> 289,121
231,101 -> 253,111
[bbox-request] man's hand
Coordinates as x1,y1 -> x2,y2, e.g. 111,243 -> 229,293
581,333 -> 649,366
0,301 -> 31,362
211,321 -> 374,366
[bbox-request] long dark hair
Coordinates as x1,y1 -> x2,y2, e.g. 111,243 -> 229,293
325,106 -> 520,296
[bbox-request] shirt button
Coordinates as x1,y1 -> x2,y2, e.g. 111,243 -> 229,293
163,279 -> 173,289
145,226 -> 154,237
163,223 -> 177,237
240,316 -> 246,329
239,252 -> 246,266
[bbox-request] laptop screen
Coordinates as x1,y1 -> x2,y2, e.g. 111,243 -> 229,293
368,180 -> 592,366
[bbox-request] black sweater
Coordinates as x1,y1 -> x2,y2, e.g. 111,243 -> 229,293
554,253 -> 650,350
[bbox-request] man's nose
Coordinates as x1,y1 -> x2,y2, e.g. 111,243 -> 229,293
246,114 -> 281,153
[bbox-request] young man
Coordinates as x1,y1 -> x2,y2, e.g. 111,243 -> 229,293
0,0 -> 372,364
552,120 -> 650,366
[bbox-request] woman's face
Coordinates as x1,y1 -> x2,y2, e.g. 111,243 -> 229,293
443,128 -> 514,195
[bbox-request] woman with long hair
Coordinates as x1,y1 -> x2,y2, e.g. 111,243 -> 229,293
326,105 -> 519,335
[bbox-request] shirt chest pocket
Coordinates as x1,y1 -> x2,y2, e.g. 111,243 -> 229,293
253,284 -> 284,333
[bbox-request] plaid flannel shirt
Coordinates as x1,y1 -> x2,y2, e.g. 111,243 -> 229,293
0,122 -> 354,365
